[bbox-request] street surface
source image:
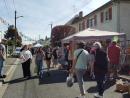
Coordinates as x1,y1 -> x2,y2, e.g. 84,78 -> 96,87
0,57 -> 130,98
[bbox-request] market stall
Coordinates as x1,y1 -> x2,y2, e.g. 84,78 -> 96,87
63,29 -> 126,57
62,28 -> 126,44
33,43 -> 43,48
62,29 -> 126,50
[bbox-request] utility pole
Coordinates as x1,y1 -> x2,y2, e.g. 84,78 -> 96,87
14,10 -> 17,49
15,10 -> 17,30
50,23 -> 53,33
14,10 -> 23,48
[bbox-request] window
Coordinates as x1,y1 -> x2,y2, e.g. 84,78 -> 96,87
105,11 -> 109,20
79,23 -> 82,31
92,18 -> 95,27
87,19 -> 89,28
94,15 -> 97,26
101,7 -> 112,23
82,21 -> 85,30
90,19 -> 93,27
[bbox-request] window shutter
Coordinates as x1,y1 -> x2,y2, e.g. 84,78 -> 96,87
94,15 -> 97,26
100,12 -> 104,23
79,23 -> 81,31
82,21 -> 85,30
109,7 -> 112,20
87,19 -> 89,28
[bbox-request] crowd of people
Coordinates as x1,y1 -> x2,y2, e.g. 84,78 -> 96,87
19,40 -> 121,98
0,39 -> 121,98
63,40 -> 121,98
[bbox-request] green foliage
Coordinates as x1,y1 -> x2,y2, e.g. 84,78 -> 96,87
4,25 -> 22,46
7,40 -> 15,46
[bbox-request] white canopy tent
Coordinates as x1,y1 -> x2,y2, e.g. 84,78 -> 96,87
62,28 -> 126,43
33,43 -> 43,48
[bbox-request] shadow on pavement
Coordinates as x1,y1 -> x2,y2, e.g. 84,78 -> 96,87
87,80 -> 116,93
104,79 -> 116,90
39,69 -> 68,85
38,69 -> 95,85
123,93 -> 130,98
4,76 -> 38,84
87,86 -> 97,93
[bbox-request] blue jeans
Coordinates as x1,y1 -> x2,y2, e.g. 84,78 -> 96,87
36,60 -> 43,75
0,59 -> 4,76
75,69 -> 86,95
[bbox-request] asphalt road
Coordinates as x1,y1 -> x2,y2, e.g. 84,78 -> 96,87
2,58 -> 130,98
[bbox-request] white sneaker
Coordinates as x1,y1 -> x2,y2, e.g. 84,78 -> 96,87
94,93 -> 103,98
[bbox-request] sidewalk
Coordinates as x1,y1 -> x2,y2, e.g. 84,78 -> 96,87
0,58 -> 17,85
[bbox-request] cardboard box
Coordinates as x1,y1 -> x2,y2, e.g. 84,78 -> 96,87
116,83 -> 129,93
128,85 -> 130,94
116,79 -> 129,93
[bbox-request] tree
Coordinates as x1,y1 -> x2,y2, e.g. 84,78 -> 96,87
4,25 -> 22,46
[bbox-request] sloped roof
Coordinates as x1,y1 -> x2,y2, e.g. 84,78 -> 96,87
62,28 -> 125,42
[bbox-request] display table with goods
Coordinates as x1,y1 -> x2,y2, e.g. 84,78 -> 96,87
115,79 -> 130,93
119,47 -> 130,75
126,47 -> 130,65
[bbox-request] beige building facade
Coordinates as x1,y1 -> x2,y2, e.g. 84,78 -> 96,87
66,0 -> 130,40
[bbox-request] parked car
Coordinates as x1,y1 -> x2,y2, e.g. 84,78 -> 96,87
12,47 -> 21,58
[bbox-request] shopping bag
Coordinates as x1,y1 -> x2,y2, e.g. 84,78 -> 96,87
39,66 -> 44,79
66,74 -> 74,87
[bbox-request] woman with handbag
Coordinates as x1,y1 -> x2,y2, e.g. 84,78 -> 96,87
90,42 -> 109,98
20,45 -> 32,79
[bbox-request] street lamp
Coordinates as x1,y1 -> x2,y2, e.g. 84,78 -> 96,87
15,10 -> 23,30
14,10 -> 23,48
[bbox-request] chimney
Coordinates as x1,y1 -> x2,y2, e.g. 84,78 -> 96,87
79,11 -> 83,18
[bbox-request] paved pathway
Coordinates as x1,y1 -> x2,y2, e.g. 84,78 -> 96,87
1,58 -> 130,98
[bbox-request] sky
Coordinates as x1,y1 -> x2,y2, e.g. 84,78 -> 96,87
0,0 -> 110,42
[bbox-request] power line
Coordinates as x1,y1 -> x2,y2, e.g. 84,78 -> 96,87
12,0 -> 16,10
0,17 -> 10,25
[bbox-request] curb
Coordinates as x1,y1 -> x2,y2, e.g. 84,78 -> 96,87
0,59 -> 17,85
4,59 -> 19,82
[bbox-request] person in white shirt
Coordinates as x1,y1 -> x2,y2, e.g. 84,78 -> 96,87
20,45 -> 32,79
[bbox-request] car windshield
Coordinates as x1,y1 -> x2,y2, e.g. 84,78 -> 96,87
16,49 -> 20,51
